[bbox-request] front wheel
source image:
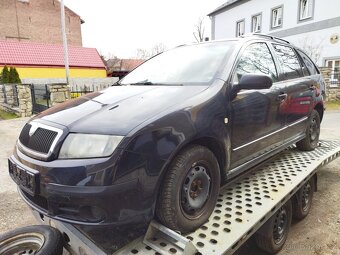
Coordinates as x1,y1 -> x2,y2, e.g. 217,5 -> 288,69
156,145 -> 221,233
0,225 -> 63,255
296,110 -> 320,151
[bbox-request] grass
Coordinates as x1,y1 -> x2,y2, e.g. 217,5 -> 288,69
0,110 -> 19,120
325,100 -> 340,111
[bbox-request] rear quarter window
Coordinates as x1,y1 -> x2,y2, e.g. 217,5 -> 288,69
297,50 -> 319,75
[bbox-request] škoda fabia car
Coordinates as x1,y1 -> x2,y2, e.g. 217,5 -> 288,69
9,35 -> 325,233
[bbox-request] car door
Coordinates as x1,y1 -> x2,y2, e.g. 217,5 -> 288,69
271,44 -> 313,141
229,42 -> 286,170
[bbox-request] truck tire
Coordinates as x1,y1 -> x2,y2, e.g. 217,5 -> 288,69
296,110 -> 320,151
292,178 -> 314,220
156,145 -> 221,233
255,200 -> 292,254
0,225 -> 63,255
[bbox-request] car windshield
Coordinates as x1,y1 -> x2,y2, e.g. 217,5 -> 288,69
120,41 -> 235,86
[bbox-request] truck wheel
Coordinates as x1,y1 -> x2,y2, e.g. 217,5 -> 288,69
156,145 -> 221,233
255,200 -> 292,254
292,178 -> 314,220
0,225 -> 63,255
296,110 -> 320,151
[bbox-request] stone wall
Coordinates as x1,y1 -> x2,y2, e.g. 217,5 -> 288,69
0,84 -> 18,106
0,84 -> 32,117
0,83 -> 71,116
49,84 -> 71,106
320,67 -> 340,101
17,85 -> 33,117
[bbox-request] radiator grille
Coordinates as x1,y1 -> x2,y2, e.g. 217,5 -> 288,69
19,124 -> 58,154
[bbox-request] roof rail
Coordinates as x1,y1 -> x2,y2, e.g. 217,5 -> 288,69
240,33 -> 291,44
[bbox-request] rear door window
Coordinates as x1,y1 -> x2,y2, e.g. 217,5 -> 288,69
233,42 -> 278,83
272,44 -> 303,79
297,50 -> 319,75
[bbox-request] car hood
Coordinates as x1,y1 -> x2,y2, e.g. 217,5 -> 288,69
36,85 -> 208,135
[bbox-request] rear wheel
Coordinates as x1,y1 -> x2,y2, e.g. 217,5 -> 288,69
292,178 -> 314,220
296,110 -> 320,151
255,200 -> 292,254
156,145 -> 221,233
0,225 -> 63,255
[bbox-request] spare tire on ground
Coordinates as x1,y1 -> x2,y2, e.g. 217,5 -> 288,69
0,225 -> 63,255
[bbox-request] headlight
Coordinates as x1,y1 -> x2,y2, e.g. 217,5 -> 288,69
59,134 -> 123,159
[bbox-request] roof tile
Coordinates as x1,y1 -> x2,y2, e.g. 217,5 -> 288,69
0,40 -> 105,69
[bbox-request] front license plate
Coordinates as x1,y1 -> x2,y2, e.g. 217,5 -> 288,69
8,159 -> 39,196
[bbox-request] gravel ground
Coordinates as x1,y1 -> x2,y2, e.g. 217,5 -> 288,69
0,112 -> 339,254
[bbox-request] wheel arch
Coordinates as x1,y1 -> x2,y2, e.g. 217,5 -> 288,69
158,136 -> 228,188
314,103 -> 324,122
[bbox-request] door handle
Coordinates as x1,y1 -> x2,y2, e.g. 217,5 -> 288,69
277,93 -> 287,101
309,85 -> 316,91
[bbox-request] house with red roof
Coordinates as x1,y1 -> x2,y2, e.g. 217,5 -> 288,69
107,58 -> 144,79
0,40 -> 107,80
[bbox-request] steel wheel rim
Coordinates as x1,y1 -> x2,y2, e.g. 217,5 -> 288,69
0,233 -> 45,255
301,182 -> 312,211
181,164 -> 211,218
273,208 -> 288,244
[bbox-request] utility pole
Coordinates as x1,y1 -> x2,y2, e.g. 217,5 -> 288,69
60,0 -> 70,84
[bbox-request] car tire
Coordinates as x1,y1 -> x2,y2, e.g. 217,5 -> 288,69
292,178 -> 314,220
156,145 -> 221,233
255,200 -> 292,254
0,225 -> 63,255
296,110 -> 320,151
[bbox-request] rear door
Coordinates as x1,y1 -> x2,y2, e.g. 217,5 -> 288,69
229,42 -> 285,169
271,44 -> 314,141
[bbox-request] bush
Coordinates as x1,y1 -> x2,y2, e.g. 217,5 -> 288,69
9,67 -> 21,84
1,65 -> 10,84
0,66 -> 21,84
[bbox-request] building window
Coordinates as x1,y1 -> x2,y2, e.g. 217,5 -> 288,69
271,6 -> 283,28
251,14 -> 262,33
299,0 -> 314,20
326,59 -> 340,87
236,20 -> 245,37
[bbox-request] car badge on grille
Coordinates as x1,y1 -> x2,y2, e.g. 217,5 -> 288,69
29,123 -> 39,137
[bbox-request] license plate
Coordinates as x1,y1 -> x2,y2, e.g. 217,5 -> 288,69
8,159 -> 39,196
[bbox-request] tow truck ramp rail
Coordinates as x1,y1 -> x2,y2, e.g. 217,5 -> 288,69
34,140 -> 340,255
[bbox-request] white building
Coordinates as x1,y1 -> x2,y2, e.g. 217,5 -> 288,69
208,0 -> 340,68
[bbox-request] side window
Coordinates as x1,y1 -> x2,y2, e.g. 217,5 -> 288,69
297,50 -> 319,75
272,44 -> 303,79
233,43 -> 278,83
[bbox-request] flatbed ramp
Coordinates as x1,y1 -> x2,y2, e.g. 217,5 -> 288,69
115,140 -> 340,255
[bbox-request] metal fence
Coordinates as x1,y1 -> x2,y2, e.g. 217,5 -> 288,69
30,84 -> 50,113
329,71 -> 340,87
70,84 -> 111,98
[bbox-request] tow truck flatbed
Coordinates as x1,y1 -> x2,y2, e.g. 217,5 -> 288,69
32,140 -> 340,255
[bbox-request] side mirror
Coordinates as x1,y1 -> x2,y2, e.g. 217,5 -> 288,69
237,73 -> 273,91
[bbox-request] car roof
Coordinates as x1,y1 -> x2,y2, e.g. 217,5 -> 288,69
183,34 -> 292,47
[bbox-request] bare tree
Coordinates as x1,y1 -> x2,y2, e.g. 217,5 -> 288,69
193,17 -> 205,43
298,36 -> 324,64
136,43 -> 167,60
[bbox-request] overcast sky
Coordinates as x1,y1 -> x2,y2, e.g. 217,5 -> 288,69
63,0 -> 226,58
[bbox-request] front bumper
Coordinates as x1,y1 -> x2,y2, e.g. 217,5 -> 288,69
9,152 -> 154,226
